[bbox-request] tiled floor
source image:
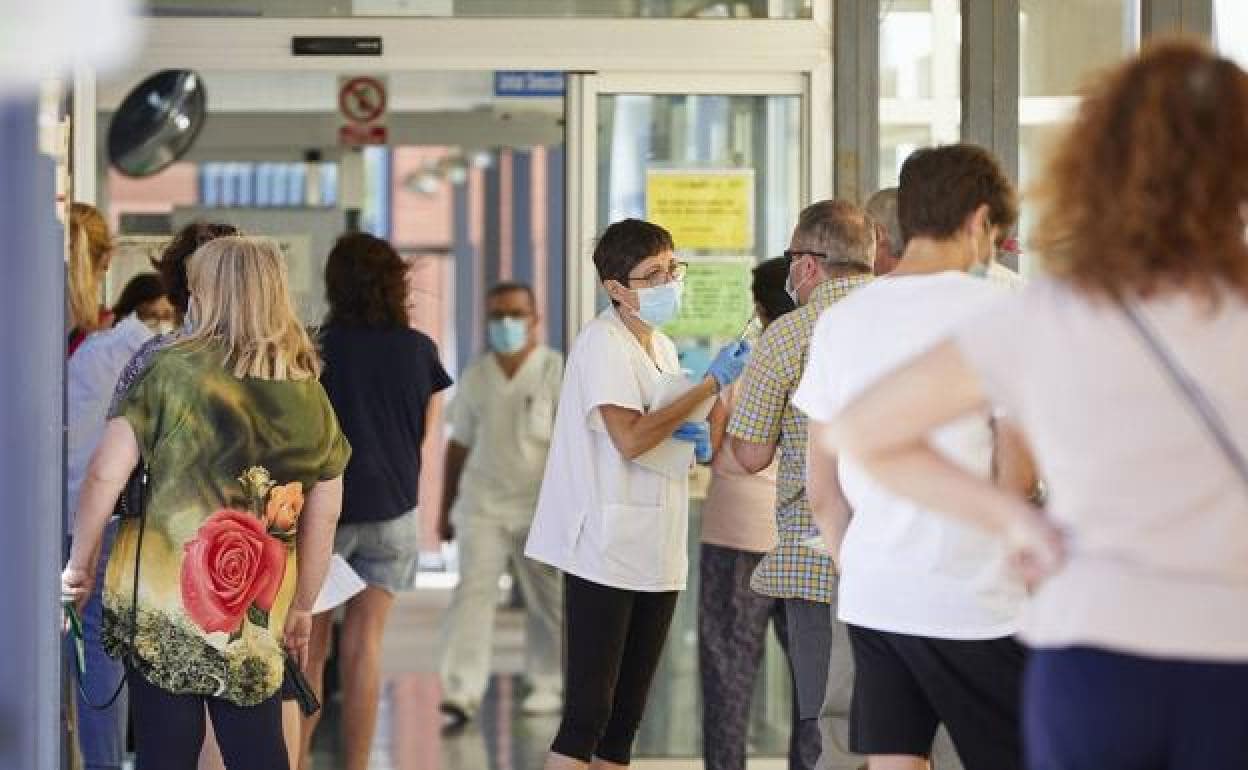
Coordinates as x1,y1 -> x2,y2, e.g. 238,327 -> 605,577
307,582 -> 793,770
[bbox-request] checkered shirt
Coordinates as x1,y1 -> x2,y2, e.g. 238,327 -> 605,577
726,274 -> 873,603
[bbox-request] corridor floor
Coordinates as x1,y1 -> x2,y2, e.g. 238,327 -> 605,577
306,580 -> 791,770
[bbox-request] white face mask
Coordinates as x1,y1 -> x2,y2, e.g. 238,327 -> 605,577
785,256 -> 811,306
633,280 -> 684,327
143,318 -> 175,336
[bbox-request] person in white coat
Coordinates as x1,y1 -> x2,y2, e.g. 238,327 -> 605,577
438,281 -> 565,726
525,218 -> 751,770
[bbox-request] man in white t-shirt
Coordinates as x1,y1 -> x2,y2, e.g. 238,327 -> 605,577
795,144 -> 1035,770
437,282 -> 565,726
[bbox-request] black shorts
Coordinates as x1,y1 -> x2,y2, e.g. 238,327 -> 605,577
846,625 -> 1026,770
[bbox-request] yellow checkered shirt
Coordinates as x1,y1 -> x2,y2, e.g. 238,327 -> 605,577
726,274 -> 873,603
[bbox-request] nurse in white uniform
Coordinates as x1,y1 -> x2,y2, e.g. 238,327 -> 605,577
525,218 -> 751,770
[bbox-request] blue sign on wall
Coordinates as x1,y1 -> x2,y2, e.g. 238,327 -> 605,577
493,71 -> 567,98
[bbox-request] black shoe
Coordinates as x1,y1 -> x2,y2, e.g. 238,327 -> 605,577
440,701 -> 471,733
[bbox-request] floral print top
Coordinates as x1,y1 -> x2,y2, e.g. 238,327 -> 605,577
103,340 -> 351,706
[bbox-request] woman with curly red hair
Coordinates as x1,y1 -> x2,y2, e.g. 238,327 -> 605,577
818,39 -> 1248,770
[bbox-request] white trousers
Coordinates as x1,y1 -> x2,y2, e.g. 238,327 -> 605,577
438,515 -> 563,712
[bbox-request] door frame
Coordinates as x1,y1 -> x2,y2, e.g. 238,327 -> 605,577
83,15 -> 834,343
564,70 -> 824,339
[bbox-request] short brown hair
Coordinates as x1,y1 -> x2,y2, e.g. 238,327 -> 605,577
898,144 -> 1017,244
790,200 -> 875,272
592,219 -> 674,284
1031,38 -> 1248,301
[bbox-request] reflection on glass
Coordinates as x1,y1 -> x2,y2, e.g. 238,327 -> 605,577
878,0 -> 961,189
1018,0 -> 1139,272
1215,0 -> 1248,69
598,93 -> 800,264
145,0 -> 811,18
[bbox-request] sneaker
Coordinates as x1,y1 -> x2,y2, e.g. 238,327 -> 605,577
440,701 -> 471,733
520,689 -> 562,716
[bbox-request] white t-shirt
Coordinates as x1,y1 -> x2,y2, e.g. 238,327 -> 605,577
525,308 -> 689,592
793,271 -> 1025,639
449,345 -> 563,524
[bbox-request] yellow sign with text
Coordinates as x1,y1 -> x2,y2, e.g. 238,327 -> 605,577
646,169 -> 755,251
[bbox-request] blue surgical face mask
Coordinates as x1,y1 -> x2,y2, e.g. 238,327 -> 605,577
635,280 -> 683,327
487,317 -> 528,354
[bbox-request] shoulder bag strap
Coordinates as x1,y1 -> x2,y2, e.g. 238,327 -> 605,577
1122,301 -> 1248,489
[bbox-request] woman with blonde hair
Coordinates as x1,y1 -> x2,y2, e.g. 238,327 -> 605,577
68,202 -> 114,354
822,40 -> 1248,770
63,235 -> 351,769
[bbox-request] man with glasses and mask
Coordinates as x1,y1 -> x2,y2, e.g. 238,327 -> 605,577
727,200 -> 874,770
438,282 -> 565,728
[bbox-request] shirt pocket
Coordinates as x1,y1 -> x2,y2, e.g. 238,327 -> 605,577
602,453 -> 667,509
601,503 -> 671,579
524,394 -> 556,443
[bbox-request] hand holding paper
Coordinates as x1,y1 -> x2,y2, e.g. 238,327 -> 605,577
312,554 -> 367,613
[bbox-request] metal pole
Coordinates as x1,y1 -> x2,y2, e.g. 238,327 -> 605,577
0,93 -> 65,770
833,0 -> 880,202
962,0 -> 1021,185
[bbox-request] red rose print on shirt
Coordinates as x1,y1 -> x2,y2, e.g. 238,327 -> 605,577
181,509 -> 287,635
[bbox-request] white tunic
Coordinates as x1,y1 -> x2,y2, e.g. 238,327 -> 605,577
449,345 -> 563,525
524,308 -> 689,592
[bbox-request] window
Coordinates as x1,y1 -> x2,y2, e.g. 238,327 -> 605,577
1215,0 -> 1248,69
878,0 -> 961,190
1017,0 -> 1139,269
145,0 -> 812,18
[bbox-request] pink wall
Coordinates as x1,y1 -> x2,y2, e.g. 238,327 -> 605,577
105,162 -> 198,232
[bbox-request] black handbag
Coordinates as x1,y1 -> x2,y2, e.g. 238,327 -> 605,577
72,461 -> 149,710
116,462 -> 149,519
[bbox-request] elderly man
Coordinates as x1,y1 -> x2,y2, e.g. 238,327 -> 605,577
727,199 -> 874,770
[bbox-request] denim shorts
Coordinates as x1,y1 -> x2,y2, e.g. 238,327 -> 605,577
333,509 -> 421,595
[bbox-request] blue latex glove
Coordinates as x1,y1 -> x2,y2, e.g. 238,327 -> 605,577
672,421 -> 712,464
706,339 -> 752,390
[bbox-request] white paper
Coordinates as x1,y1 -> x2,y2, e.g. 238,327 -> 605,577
634,374 -> 717,479
312,554 -> 367,613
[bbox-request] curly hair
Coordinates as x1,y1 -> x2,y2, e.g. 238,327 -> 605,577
154,221 -> 240,314
1030,38 -> 1248,302
324,232 -> 410,328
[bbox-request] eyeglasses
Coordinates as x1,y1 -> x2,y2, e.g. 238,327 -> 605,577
626,261 -> 688,288
783,249 -> 871,273
782,249 -> 827,267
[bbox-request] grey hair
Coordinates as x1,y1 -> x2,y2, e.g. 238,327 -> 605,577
790,199 -> 875,272
864,187 -> 904,257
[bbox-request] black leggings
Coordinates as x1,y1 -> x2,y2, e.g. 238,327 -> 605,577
127,666 -> 288,770
552,573 -> 680,764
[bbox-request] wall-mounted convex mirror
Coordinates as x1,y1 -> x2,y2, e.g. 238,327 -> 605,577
107,69 -> 207,178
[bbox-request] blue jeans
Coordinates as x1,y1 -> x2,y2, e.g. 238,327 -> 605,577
1025,646 -> 1248,770
70,520 -> 128,770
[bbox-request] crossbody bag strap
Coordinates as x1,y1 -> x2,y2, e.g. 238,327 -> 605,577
1122,301 -> 1248,489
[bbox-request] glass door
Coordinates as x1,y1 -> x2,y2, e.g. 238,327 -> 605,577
565,71 -> 812,759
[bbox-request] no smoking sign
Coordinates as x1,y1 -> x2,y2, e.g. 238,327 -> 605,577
338,74 -> 388,146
